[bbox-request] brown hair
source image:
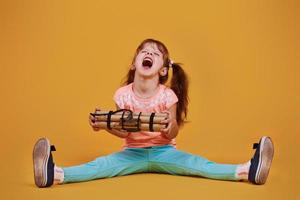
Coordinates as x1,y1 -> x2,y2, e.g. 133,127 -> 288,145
122,38 -> 189,127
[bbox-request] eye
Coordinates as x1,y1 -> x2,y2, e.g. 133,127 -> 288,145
141,50 -> 147,53
154,52 -> 160,56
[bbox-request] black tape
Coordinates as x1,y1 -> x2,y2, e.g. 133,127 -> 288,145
137,112 -> 142,131
121,110 -> 127,130
107,111 -> 113,130
149,112 -> 155,132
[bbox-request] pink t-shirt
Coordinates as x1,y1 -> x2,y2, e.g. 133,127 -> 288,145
113,83 -> 178,148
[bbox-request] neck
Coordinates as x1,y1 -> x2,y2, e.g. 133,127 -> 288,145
132,74 -> 160,98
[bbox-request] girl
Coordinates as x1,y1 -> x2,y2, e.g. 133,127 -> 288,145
33,39 -> 274,187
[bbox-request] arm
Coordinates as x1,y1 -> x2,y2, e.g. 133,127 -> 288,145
160,103 -> 179,139
105,127 -> 129,138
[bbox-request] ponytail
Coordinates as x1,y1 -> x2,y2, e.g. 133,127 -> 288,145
170,62 -> 189,127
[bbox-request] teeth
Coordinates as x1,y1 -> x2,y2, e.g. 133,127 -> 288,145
144,57 -> 152,62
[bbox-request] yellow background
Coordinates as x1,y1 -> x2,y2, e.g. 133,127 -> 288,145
1,0 -> 299,199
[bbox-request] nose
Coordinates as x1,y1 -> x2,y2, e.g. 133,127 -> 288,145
146,51 -> 153,56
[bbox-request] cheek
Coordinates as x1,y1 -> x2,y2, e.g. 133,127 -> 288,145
135,54 -> 143,64
157,58 -> 164,66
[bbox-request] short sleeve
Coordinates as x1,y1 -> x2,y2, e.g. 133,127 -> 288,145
113,88 -> 124,109
165,88 -> 178,109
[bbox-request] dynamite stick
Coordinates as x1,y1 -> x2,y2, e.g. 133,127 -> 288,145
95,122 -> 166,132
94,112 -> 167,124
90,109 -> 169,132
94,111 -> 167,118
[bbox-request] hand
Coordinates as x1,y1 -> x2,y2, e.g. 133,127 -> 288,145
160,110 -> 178,139
89,108 -> 102,131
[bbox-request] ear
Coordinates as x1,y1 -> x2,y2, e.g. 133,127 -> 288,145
130,65 -> 136,70
159,67 -> 168,76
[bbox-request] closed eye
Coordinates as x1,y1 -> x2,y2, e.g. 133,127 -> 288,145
141,50 -> 161,56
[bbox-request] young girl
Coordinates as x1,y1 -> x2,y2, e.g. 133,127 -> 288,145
33,38 -> 274,187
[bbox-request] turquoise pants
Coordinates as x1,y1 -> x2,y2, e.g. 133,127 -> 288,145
63,145 -> 238,183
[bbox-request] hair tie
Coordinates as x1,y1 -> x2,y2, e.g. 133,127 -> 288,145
169,59 -> 174,68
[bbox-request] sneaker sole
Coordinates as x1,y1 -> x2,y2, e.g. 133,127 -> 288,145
255,136 -> 274,184
33,138 -> 50,187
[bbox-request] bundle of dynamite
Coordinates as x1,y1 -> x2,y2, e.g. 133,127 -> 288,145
90,109 -> 168,132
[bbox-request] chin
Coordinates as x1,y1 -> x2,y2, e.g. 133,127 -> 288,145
136,70 -> 155,78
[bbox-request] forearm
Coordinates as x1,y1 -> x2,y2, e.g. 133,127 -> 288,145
164,123 -> 179,139
106,129 -> 129,138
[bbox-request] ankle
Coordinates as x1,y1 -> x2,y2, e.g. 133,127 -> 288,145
235,161 -> 251,180
53,165 -> 64,184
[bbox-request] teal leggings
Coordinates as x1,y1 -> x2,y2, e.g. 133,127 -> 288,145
62,145 -> 239,183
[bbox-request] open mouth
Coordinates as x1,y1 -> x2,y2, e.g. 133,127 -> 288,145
142,57 -> 153,68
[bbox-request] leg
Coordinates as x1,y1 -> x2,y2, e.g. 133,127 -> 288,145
149,146 -> 239,181
62,148 -> 148,183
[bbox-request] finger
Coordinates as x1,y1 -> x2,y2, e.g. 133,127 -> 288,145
161,119 -> 171,127
161,110 -> 170,117
89,115 -> 94,124
90,119 -> 99,130
160,126 -> 170,133
89,119 -> 93,126
160,128 -> 167,134
94,108 -> 101,115
94,121 -> 102,128
161,110 -> 170,113
165,122 -> 171,130
93,127 -> 100,131
89,115 -> 96,123
89,114 -> 95,120
89,121 -> 97,128
160,119 -> 170,124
